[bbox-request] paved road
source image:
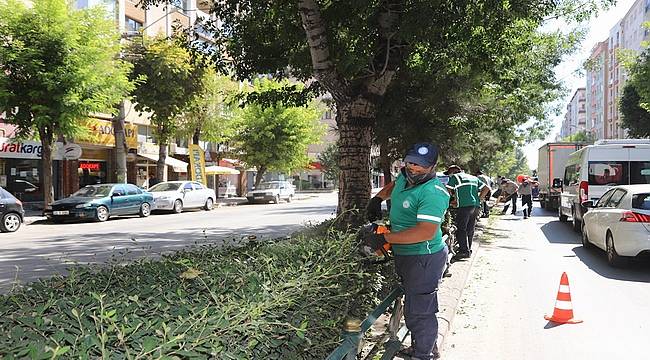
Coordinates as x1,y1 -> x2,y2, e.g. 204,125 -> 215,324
0,193 -> 338,293
443,203 -> 650,359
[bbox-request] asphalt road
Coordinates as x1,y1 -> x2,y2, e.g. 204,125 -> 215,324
0,192 -> 338,293
442,202 -> 650,360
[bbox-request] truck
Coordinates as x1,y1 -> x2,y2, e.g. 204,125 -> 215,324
537,142 -> 585,210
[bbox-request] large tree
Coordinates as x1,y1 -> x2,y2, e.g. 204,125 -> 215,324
138,0 -> 613,225
234,79 -> 324,187
621,76 -> 650,138
128,36 -> 205,180
0,0 -> 132,208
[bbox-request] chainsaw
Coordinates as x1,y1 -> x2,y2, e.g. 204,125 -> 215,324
358,220 -> 393,264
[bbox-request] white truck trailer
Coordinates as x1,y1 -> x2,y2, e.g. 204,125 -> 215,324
537,142 -> 585,210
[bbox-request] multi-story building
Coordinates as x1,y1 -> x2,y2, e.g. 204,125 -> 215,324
607,20 -> 624,139
560,88 -> 586,138
586,41 -> 608,140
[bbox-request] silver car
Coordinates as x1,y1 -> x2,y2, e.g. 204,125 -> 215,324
149,181 -> 216,213
247,181 -> 295,204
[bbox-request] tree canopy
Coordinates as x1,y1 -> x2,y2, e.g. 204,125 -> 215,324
233,79 -> 324,187
620,50 -> 650,138
0,0 -> 132,206
128,36 -> 205,179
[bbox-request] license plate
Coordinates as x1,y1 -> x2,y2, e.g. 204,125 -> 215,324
254,196 -> 263,199
53,211 -> 69,215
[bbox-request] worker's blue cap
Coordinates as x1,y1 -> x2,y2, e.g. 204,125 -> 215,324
404,143 -> 438,168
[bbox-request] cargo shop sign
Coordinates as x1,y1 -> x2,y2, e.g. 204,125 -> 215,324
76,119 -> 138,149
0,137 -> 64,160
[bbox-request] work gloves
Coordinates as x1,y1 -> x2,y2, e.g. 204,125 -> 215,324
366,196 -> 383,221
363,232 -> 388,252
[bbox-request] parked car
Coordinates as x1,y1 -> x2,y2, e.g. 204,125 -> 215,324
149,181 -> 215,213
247,181 -> 295,204
44,183 -> 154,223
581,184 -> 650,267
560,139 -> 650,232
0,187 -> 24,232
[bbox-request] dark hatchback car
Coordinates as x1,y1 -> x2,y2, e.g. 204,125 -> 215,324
44,183 -> 154,223
0,187 -> 24,232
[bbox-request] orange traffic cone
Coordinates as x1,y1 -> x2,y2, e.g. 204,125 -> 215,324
544,272 -> 583,324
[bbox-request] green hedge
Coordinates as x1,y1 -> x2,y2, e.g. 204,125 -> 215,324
0,230 -> 396,359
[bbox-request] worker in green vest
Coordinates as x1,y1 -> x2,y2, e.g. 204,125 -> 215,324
445,165 -> 490,260
364,143 -> 450,360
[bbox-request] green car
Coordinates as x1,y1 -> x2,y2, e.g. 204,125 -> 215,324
44,183 -> 154,223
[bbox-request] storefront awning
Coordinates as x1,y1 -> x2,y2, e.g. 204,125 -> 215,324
205,165 -> 240,175
138,153 -> 188,173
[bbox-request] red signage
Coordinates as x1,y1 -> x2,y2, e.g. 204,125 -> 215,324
79,162 -> 100,171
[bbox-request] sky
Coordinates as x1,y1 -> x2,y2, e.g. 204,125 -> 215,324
523,0 -> 637,170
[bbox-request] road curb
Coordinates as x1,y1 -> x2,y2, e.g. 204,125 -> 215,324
435,227 -> 483,354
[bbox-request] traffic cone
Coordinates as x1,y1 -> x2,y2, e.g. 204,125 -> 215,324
544,272 -> 583,324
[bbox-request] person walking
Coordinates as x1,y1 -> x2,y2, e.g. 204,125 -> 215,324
364,142 -> 450,360
499,178 -> 519,215
518,177 -> 538,219
446,165 -> 490,260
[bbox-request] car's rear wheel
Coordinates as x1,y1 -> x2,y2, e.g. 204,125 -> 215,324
286,195 -> 293,203
581,221 -> 592,249
173,199 -> 183,214
606,232 -> 627,267
204,198 -> 214,211
95,206 -> 109,222
572,209 -> 581,233
1,212 -> 21,232
139,203 -> 151,217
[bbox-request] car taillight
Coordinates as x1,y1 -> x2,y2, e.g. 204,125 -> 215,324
620,211 -> 650,223
15,199 -> 22,206
579,181 -> 588,202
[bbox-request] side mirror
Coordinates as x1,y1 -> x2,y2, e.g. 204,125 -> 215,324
581,200 -> 595,208
552,178 -> 563,189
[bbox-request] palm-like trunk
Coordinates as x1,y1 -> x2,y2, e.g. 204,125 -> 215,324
298,0 -> 401,227
38,127 -> 54,210
113,102 -> 128,183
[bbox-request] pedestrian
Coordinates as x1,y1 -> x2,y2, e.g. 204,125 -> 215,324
499,178 -> 519,215
364,142 -> 450,360
518,177 -> 538,219
446,165 -> 490,260
475,170 -> 492,218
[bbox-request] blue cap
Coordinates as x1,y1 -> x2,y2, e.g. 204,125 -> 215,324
404,143 -> 438,168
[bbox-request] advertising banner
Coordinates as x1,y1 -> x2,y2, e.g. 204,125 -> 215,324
76,118 -> 138,149
0,137 -> 64,160
189,144 -> 207,184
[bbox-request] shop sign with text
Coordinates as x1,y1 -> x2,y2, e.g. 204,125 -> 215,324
76,119 -> 138,149
189,144 -> 207,184
0,137 -> 64,160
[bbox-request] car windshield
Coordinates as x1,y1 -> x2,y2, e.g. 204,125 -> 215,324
258,183 -> 280,190
149,183 -> 181,192
632,193 -> 650,210
72,185 -> 113,198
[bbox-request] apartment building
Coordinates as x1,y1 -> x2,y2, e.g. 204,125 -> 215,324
560,88 -> 586,138
586,41 -> 608,140
583,0 -> 650,141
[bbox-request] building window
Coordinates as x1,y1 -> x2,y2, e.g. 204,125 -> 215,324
138,125 -> 154,143
126,17 -> 143,32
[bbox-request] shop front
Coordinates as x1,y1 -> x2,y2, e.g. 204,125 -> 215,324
0,137 -> 63,204
136,142 -> 189,188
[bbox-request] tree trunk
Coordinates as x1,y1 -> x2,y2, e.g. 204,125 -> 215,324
192,127 -> 200,146
113,101 -> 128,184
379,140 -> 393,185
39,128 -> 54,210
336,102 -> 373,228
157,142 -> 167,181
254,165 -> 267,188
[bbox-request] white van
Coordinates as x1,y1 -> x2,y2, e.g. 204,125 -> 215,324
559,139 -> 650,232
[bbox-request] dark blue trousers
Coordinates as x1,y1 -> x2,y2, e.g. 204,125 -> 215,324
395,247 -> 448,360
455,206 -> 477,253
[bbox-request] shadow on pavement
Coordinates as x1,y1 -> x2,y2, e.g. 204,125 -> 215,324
571,246 -> 650,283
0,223 -> 305,294
539,220 -> 580,245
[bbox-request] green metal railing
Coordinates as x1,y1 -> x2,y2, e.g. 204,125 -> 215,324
326,234 -> 449,360
325,287 -> 405,360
